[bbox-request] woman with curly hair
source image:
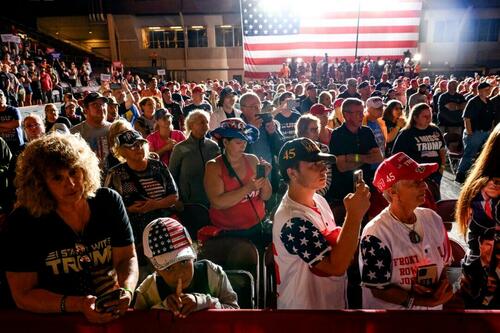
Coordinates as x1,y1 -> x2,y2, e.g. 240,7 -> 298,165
456,123 -> 500,308
3,133 -> 138,323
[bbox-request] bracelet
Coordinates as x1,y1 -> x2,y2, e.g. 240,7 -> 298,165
354,154 -> 360,163
121,287 -> 134,298
60,295 -> 67,313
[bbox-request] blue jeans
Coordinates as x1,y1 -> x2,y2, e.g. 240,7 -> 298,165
457,130 -> 490,175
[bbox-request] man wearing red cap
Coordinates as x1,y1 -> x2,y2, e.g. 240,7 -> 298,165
359,152 -> 453,309
183,85 -> 212,117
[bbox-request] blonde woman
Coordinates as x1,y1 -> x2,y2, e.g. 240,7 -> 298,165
5,133 -> 138,323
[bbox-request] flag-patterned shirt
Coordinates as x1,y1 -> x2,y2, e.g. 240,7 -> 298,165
273,192 -> 347,309
359,207 -> 451,309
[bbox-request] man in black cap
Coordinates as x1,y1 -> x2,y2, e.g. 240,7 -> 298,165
437,79 -> 466,135
70,92 -> 111,172
299,84 -> 318,114
338,78 -> 361,100
273,137 -> 370,309
455,82 -> 494,183
357,81 -> 371,102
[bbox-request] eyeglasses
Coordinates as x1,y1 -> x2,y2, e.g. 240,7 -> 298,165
308,127 -> 319,132
24,123 -> 41,129
125,142 -> 145,150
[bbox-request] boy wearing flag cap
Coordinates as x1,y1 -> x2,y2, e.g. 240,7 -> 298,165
134,218 -> 238,315
273,137 -> 371,309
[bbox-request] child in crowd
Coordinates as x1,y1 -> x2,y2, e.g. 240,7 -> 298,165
134,218 -> 239,316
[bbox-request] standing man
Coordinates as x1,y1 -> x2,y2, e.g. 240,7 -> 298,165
328,98 -> 383,213
338,78 -> 361,100
183,85 -> 212,117
455,82 -> 494,183
299,84 -> 318,114
437,80 -> 466,135
273,137 -> 370,309
70,92 -> 111,172
0,89 -> 23,156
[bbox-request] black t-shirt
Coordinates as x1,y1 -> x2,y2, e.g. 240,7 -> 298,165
275,111 -> 301,140
391,125 -> 445,166
299,97 -> 315,114
463,95 -> 494,132
375,81 -> 392,94
45,116 -> 73,132
328,124 -> 378,201
3,188 -> 133,296
338,91 -> 361,99
164,102 -> 184,130
438,92 -> 466,126
183,102 -> 212,117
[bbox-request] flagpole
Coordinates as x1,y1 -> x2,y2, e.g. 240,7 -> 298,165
354,0 -> 361,59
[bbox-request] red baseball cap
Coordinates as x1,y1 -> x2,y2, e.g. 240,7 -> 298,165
309,103 -> 331,116
192,86 -> 204,94
373,152 -> 438,193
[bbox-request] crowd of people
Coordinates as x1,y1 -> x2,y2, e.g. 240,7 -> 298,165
0,47 -> 499,323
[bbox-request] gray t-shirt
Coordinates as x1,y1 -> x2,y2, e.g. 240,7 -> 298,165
70,121 -> 111,170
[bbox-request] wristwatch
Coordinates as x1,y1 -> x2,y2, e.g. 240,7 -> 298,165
401,292 -> 415,309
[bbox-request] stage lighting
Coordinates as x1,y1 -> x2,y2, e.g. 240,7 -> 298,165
286,58 -> 292,63
378,60 -> 385,66
297,58 -> 303,63
413,53 -> 422,62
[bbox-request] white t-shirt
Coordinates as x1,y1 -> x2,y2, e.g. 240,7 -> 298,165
273,191 -> 347,309
359,207 -> 451,309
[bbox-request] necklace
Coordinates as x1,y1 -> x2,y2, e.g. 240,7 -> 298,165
389,209 -> 421,244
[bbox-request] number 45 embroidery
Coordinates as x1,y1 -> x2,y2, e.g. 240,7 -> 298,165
282,148 -> 296,160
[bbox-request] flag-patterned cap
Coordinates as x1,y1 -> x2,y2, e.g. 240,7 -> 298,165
143,218 -> 196,271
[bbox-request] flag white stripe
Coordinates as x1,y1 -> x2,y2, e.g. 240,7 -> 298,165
300,17 -> 420,27
244,33 -> 420,44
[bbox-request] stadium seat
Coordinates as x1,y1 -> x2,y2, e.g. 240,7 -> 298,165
177,203 -> 210,241
262,245 -> 277,309
443,132 -> 463,175
198,237 -> 260,307
225,269 -> 255,309
435,199 -> 458,231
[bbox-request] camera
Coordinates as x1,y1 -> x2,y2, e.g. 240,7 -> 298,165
353,169 -> 363,192
256,112 -> 273,124
256,164 -> 266,179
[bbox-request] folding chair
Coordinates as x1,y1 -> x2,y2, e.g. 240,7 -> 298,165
177,203 -> 210,241
262,245 -> 277,309
443,132 -> 463,175
435,199 -> 458,231
198,237 -> 260,307
225,269 -> 255,309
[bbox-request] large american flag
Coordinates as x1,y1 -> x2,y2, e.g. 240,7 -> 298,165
241,0 -> 423,79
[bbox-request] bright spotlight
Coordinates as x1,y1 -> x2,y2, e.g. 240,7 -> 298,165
286,58 -> 292,63
378,60 -> 385,66
297,58 -> 303,63
413,53 -> 421,62
404,57 -> 410,64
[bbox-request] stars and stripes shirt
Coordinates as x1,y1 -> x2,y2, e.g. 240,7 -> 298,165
359,207 -> 451,309
273,192 -> 347,309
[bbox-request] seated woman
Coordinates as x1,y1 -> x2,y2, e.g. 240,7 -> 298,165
22,114 -> 45,142
456,123 -> 500,308
105,129 -> 178,280
169,110 -> 220,207
135,97 -> 157,138
392,103 -> 446,201
295,114 -> 332,197
204,118 -> 272,246
146,109 -> 186,167
359,152 -> 453,309
4,133 -> 138,323
382,100 -> 406,156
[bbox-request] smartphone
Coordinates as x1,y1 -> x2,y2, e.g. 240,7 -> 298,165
353,169 -> 363,191
416,264 -> 438,288
110,83 -> 122,90
286,99 -> 299,110
95,288 -> 123,312
256,164 -> 266,179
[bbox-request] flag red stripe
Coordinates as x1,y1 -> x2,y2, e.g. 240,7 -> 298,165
244,40 -> 417,52
300,25 -> 419,35
317,10 -> 420,20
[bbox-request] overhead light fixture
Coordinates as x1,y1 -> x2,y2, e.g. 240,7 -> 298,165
191,26 -> 204,30
170,26 -> 183,30
149,27 -> 162,30
220,25 -> 233,28
89,31 -> 93,34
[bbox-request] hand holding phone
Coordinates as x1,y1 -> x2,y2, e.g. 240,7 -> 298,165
353,169 -> 363,191
95,288 -> 124,313
256,164 -> 266,179
416,264 -> 438,288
